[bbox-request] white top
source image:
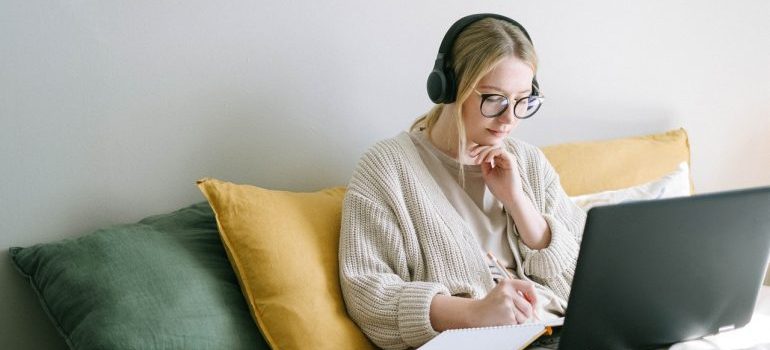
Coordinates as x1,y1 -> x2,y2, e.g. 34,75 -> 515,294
408,130 -> 513,279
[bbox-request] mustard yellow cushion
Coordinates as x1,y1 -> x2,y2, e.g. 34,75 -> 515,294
196,178 -> 374,350
541,128 -> 694,196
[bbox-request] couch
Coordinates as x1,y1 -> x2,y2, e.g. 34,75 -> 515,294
14,128 -> 745,350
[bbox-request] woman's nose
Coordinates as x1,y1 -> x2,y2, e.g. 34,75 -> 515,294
497,106 -> 516,124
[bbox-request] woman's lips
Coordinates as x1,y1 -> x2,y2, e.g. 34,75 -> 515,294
487,129 -> 507,137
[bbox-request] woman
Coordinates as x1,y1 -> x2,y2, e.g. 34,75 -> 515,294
339,14 -> 586,349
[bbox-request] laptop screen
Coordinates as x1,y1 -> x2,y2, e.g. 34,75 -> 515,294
558,186 -> 770,349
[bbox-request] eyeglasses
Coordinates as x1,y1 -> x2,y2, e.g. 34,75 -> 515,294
473,88 -> 545,119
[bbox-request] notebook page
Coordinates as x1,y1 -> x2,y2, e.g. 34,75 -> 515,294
544,317 -> 565,327
418,323 -> 546,350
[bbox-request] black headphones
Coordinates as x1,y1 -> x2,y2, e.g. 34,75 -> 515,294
426,13 -> 540,104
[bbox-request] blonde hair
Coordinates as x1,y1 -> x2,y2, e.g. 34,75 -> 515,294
410,17 -> 539,163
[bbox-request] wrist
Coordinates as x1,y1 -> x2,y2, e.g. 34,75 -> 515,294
430,295 -> 476,331
463,298 -> 482,328
502,188 -> 526,213
511,187 -> 527,202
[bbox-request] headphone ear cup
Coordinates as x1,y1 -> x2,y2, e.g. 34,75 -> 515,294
427,69 -> 448,104
444,69 -> 456,103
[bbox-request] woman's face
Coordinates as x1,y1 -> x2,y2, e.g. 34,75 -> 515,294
461,55 -> 535,147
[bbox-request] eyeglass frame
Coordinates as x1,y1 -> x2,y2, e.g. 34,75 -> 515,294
472,88 -> 545,119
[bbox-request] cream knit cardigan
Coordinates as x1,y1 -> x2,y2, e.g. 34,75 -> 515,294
339,132 -> 586,349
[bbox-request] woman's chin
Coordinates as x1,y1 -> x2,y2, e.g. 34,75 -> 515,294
474,135 -> 506,146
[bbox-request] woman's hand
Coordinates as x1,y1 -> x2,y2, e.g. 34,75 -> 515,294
469,144 -> 522,205
470,279 -> 538,327
429,279 -> 538,331
469,143 -> 552,250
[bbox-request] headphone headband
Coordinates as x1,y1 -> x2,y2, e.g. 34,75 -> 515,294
427,13 -> 539,104
436,13 -> 533,57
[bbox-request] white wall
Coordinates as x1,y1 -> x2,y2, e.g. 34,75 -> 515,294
2,1 -> 769,348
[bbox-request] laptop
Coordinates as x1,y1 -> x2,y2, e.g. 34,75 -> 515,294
556,185 -> 770,349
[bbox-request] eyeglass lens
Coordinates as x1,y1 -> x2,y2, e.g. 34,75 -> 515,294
481,94 -> 541,119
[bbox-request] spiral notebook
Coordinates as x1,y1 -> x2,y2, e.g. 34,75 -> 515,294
418,318 -> 563,350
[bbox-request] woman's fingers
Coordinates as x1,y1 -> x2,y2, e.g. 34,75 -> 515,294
512,280 -> 538,305
524,289 -> 538,307
470,146 -> 516,173
473,146 -> 501,165
468,144 -> 487,157
470,144 -> 500,155
512,292 -> 534,322
483,148 -> 504,166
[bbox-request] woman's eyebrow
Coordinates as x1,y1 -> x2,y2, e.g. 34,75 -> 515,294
478,84 -> 531,96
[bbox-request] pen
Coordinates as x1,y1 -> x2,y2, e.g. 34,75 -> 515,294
487,251 -> 541,323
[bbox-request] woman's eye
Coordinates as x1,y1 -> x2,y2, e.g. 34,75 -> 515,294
486,95 -> 506,103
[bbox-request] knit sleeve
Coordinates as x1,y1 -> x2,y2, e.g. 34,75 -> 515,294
339,184 -> 450,349
516,151 -> 587,300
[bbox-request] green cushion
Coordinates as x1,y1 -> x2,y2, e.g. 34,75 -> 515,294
9,202 -> 269,350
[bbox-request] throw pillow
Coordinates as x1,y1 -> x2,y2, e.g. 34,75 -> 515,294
196,178 -> 375,350
541,128 -> 693,196
570,161 -> 691,211
9,202 -> 268,350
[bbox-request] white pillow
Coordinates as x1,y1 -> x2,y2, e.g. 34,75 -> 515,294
569,162 -> 691,211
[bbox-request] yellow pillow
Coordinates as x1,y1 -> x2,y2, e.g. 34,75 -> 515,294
541,128 -> 694,196
196,178 -> 374,350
